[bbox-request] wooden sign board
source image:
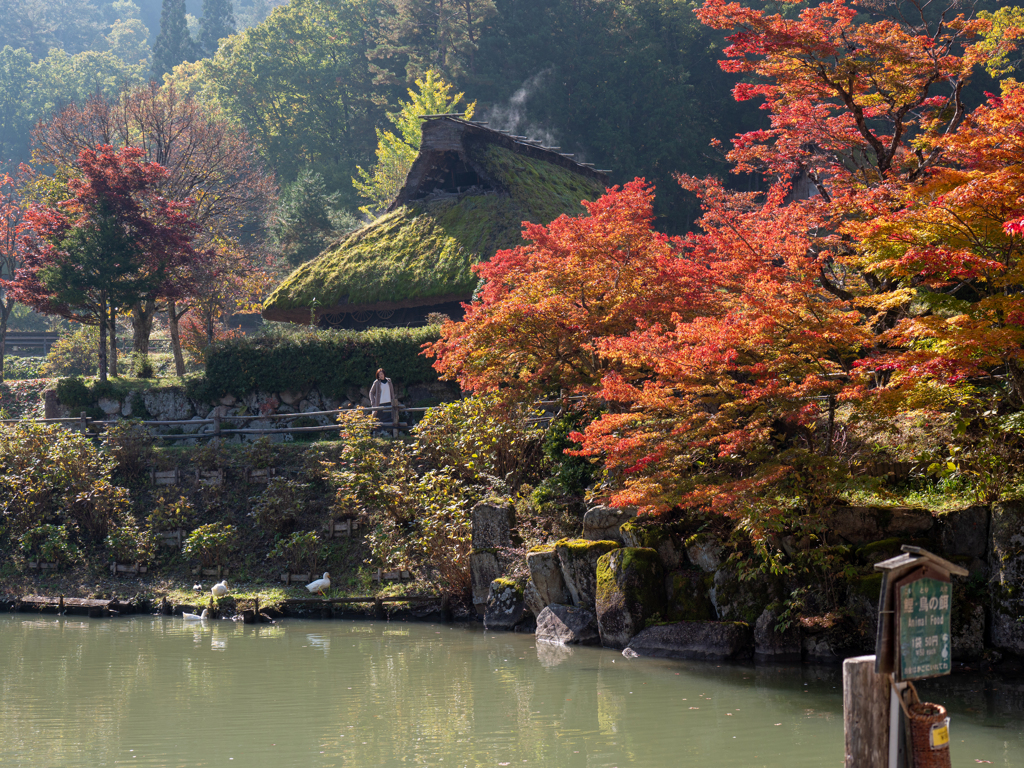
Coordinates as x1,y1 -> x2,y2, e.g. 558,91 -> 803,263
894,565 -> 952,681
873,545 -> 966,679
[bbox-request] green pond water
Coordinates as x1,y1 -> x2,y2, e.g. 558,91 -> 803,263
1,614 -> 1021,767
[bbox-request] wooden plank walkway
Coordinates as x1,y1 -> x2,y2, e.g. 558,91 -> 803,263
14,596 -> 131,617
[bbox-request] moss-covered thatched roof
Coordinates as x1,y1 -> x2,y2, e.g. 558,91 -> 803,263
262,118 -> 607,325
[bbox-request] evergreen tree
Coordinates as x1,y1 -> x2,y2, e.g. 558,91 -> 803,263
199,0 -> 236,57
271,169 -> 358,266
151,0 -> 199,81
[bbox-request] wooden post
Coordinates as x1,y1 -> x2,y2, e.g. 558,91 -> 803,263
844,655 -> 889,768
80,411 -> 88,436
214,413 -> 221,437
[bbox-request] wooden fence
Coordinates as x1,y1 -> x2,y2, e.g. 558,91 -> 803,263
0,398 -> 578,442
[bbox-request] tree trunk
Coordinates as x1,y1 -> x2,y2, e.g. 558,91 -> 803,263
168,300 -> 186,377
131,300 -> 155,355
0,298 -> 10,382
108,306 -> 118,378
99,298 -> 108,382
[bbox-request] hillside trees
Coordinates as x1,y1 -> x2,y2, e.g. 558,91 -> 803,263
432,0 -> 1024,520
0,174 -> 31,381
152,0 -> 201,81
14,146 -> 206,381
199,0 -> 389,205
32,83 -> 275,365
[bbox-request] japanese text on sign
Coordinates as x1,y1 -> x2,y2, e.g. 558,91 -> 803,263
898,577 -> 952,680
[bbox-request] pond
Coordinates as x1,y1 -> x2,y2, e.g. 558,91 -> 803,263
0,615 -> 1021,767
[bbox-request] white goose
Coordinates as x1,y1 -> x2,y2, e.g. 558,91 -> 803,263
306,572 -> 331,595
182,608 -> 209,621
211,580 -> 229,597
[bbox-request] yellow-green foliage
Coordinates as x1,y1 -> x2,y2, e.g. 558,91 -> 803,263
265,144 -> 606,313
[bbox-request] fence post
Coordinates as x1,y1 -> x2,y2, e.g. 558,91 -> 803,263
843,655 -> 889,768
214,413 -> 221,438
80,411 -> 88,436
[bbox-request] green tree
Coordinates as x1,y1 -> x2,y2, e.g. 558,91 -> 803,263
199,0 -> 237,56
271,168 -> 358,265
152,0 -> 200,81
0,46 -> 36,168
106,12 -> 153,67
200,0 -> 389,204
32,50 -> 145,119
353,69 -> 474,215
375,0 -> 497,81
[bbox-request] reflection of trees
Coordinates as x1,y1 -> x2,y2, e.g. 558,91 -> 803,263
15,617 -> 1017,767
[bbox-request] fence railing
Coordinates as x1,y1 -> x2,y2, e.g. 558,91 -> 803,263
0,397 -> 582,441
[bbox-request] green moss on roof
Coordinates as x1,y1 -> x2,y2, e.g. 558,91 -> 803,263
264,144 -> 606,314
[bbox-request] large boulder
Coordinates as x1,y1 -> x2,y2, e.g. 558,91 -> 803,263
709,566 -> 773,624
620,519 -> 684,570
685,537 -> 723,572
952,603 -> 985,661
470,551 -> 503,615
754,608 -> 802,662
940,506 -> 990,559
582,505 -> 636,543
484,578 -> 527,631
526,546 -> 571,607
989,501 -> 1024,655
622,621 -> 753,661
535,604 -> 600,645
143,388 -> 195,421
523,580 -> 546,618
664,570 -> 715,622
595,548 -> 666,649
555,538 -> 621,612
471,502 -> 514,550
828,505 -> 935,545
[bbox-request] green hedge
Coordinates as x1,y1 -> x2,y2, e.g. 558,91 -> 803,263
200,326 -> 443,400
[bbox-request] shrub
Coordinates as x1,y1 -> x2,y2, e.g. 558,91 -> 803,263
412,394 -> 546,491
251,478 -> 308,533
183,523 -> 236,566
192,439 -> 227,470
104,513 -> 154,563
18,524 -> 80,566
130,352 -> 155,378
40,326 -> 98,377
244,437 -> 276,469
269,530 -> 324,573
2,356 -> 45,380
55,376 -> 92,410
0,422 -> 125,544
102,420 -> 155,480
147,495 -> 195,531
201,325 -> 441,400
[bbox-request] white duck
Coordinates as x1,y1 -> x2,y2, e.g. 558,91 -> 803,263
182,608 -> 209,621
306,572 -> 331,595
211,580 -> 229,597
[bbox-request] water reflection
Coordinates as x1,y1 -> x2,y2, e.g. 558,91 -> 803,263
0,615 -> 1020,767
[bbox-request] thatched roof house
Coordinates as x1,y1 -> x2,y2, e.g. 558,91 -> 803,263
262,116 -> 608,328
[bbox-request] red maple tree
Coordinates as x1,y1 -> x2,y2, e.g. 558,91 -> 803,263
13,146 -> 208,380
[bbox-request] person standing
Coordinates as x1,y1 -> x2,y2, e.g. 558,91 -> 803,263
369,368 -> 399,434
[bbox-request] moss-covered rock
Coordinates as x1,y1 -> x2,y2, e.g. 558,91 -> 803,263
594,547 -> 666,649
620,519 -> 683,570
554,538 -> 621,612
470,550 -> 502,615
484,577 -> 527,631
526,546 -> 571,609
664,570 -> 715,622
709,566 -> 775,625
